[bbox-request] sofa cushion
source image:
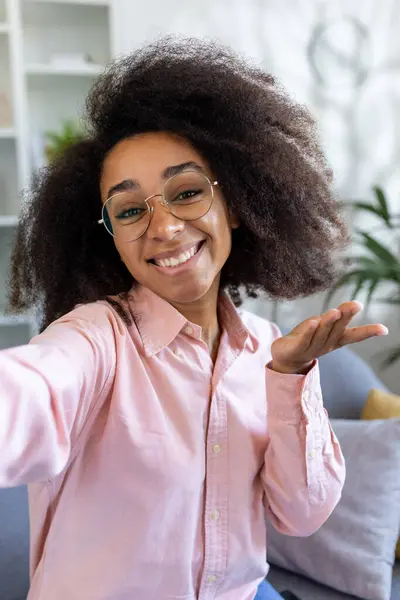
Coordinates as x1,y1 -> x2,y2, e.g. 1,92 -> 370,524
268,564 -> 362,600
392,561 -> 400,599
362,389 -> 400,421
268,562 -> 400,600
267,419 -> 400,600
362,388 -> 400,559
315,347 -> 389,419
0,485 -> 30,600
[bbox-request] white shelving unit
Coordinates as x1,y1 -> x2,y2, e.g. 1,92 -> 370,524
25,63 -> 105,76
0,0 -> 114,347
0,215 -> 18,226
0,126 -> 16,137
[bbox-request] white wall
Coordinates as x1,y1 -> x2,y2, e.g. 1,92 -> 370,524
112,0 -> 400,393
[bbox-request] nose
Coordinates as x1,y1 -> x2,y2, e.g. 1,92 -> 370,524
146,198 -> 185,241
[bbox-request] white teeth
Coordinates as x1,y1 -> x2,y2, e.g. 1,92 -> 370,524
154,244 -> 199,268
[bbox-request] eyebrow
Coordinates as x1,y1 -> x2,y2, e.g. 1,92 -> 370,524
106,161 -> 204,198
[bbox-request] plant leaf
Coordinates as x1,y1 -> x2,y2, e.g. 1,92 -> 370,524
375,295 -> 400,304
358,232 -> 399,267
355,256 -> 387,271
44,119 -> 85,163
351,202 -> 386,221
323,271 -> 368,310
348,273 -> 365,299
364,278 -> 380,311
326,185 -> 400,313
347,256 -> 397,283
373,185 -> 391,226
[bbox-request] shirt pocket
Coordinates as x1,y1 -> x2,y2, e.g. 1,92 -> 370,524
114,427 -> 203,491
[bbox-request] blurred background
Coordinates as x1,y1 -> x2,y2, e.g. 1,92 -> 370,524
0,0 -> 399,392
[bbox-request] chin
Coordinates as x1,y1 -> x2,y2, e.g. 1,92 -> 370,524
156,277 -> 215,306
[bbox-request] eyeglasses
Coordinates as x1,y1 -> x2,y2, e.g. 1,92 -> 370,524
98,170 -> 218,242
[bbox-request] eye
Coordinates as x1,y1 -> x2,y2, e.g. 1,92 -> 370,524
116,206 -> 145,219
172,188 -> 202,202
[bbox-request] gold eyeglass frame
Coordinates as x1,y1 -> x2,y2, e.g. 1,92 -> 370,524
98,170 -> 218,242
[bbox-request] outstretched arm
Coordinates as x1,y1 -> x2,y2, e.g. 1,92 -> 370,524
0,304 -> 115,487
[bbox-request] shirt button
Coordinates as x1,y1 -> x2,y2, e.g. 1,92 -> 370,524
212,444 -> 221,454
207,575 -> 217,583
302,390 -> 310,403
210,510 -> 220,521
308,450 -> 316,459
173,348 -> 180,357
185,325 -> 194,336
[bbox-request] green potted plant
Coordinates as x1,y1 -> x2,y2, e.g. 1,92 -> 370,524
325,186 -> 400,366
44,119 -> 86,163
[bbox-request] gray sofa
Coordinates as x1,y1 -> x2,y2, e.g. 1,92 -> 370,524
0,346 -> 399,599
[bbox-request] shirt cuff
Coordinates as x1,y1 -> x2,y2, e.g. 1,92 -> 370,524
265,359 -> 323,421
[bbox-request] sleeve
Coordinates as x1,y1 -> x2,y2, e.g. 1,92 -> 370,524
0,304 -> 116,488
261,323 -> 346,537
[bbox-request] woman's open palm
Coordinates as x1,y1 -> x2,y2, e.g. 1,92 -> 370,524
271,301 -> 389,374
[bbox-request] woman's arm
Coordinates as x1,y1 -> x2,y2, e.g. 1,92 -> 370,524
261,299 -> 387,536
261,359 -> 345,537
0,304 -> 115,487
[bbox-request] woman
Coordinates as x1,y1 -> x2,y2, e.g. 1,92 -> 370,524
1,38 -> 387,600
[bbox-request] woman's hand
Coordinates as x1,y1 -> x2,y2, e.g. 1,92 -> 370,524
271,301 -> 389,374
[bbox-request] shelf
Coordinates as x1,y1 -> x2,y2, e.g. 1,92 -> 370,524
24,1 -> 110,5
0,0 -> 111,349
0,140 -> 19,216
0,312 -> 35,327
0,128 -> 16,139
0,215 -> 18,226
25,62 -> 105,76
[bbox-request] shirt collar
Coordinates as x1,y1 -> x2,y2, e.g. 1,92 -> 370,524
126,285 -> 254,357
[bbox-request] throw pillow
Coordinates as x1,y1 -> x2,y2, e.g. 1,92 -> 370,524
266,418 -> 400,600
362,388 -> 400,559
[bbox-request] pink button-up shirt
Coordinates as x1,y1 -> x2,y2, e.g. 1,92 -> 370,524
0,285 -> 345,600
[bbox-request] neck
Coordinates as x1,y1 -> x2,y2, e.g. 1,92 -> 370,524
171,278 -> 221,361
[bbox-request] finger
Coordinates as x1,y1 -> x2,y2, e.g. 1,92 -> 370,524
336,300 -> 364,314
307,308 -> 342,353
325,301 -> 363,348
286,318 -> 321,351
338,323 -> 389,347
310,300 -> 364,352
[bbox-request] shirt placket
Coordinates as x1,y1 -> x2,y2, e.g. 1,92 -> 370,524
198,338 -> 243,600
198,384 -> 229,600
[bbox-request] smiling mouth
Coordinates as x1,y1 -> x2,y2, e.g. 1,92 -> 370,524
149,241 -> 205,268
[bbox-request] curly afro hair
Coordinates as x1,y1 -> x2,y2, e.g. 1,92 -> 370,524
8,36 -> 349,331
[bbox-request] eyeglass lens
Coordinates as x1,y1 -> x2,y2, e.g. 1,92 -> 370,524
102,171 -> 214,242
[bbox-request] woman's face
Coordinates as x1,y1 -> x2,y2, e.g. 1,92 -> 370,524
100,132 -> 239,306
